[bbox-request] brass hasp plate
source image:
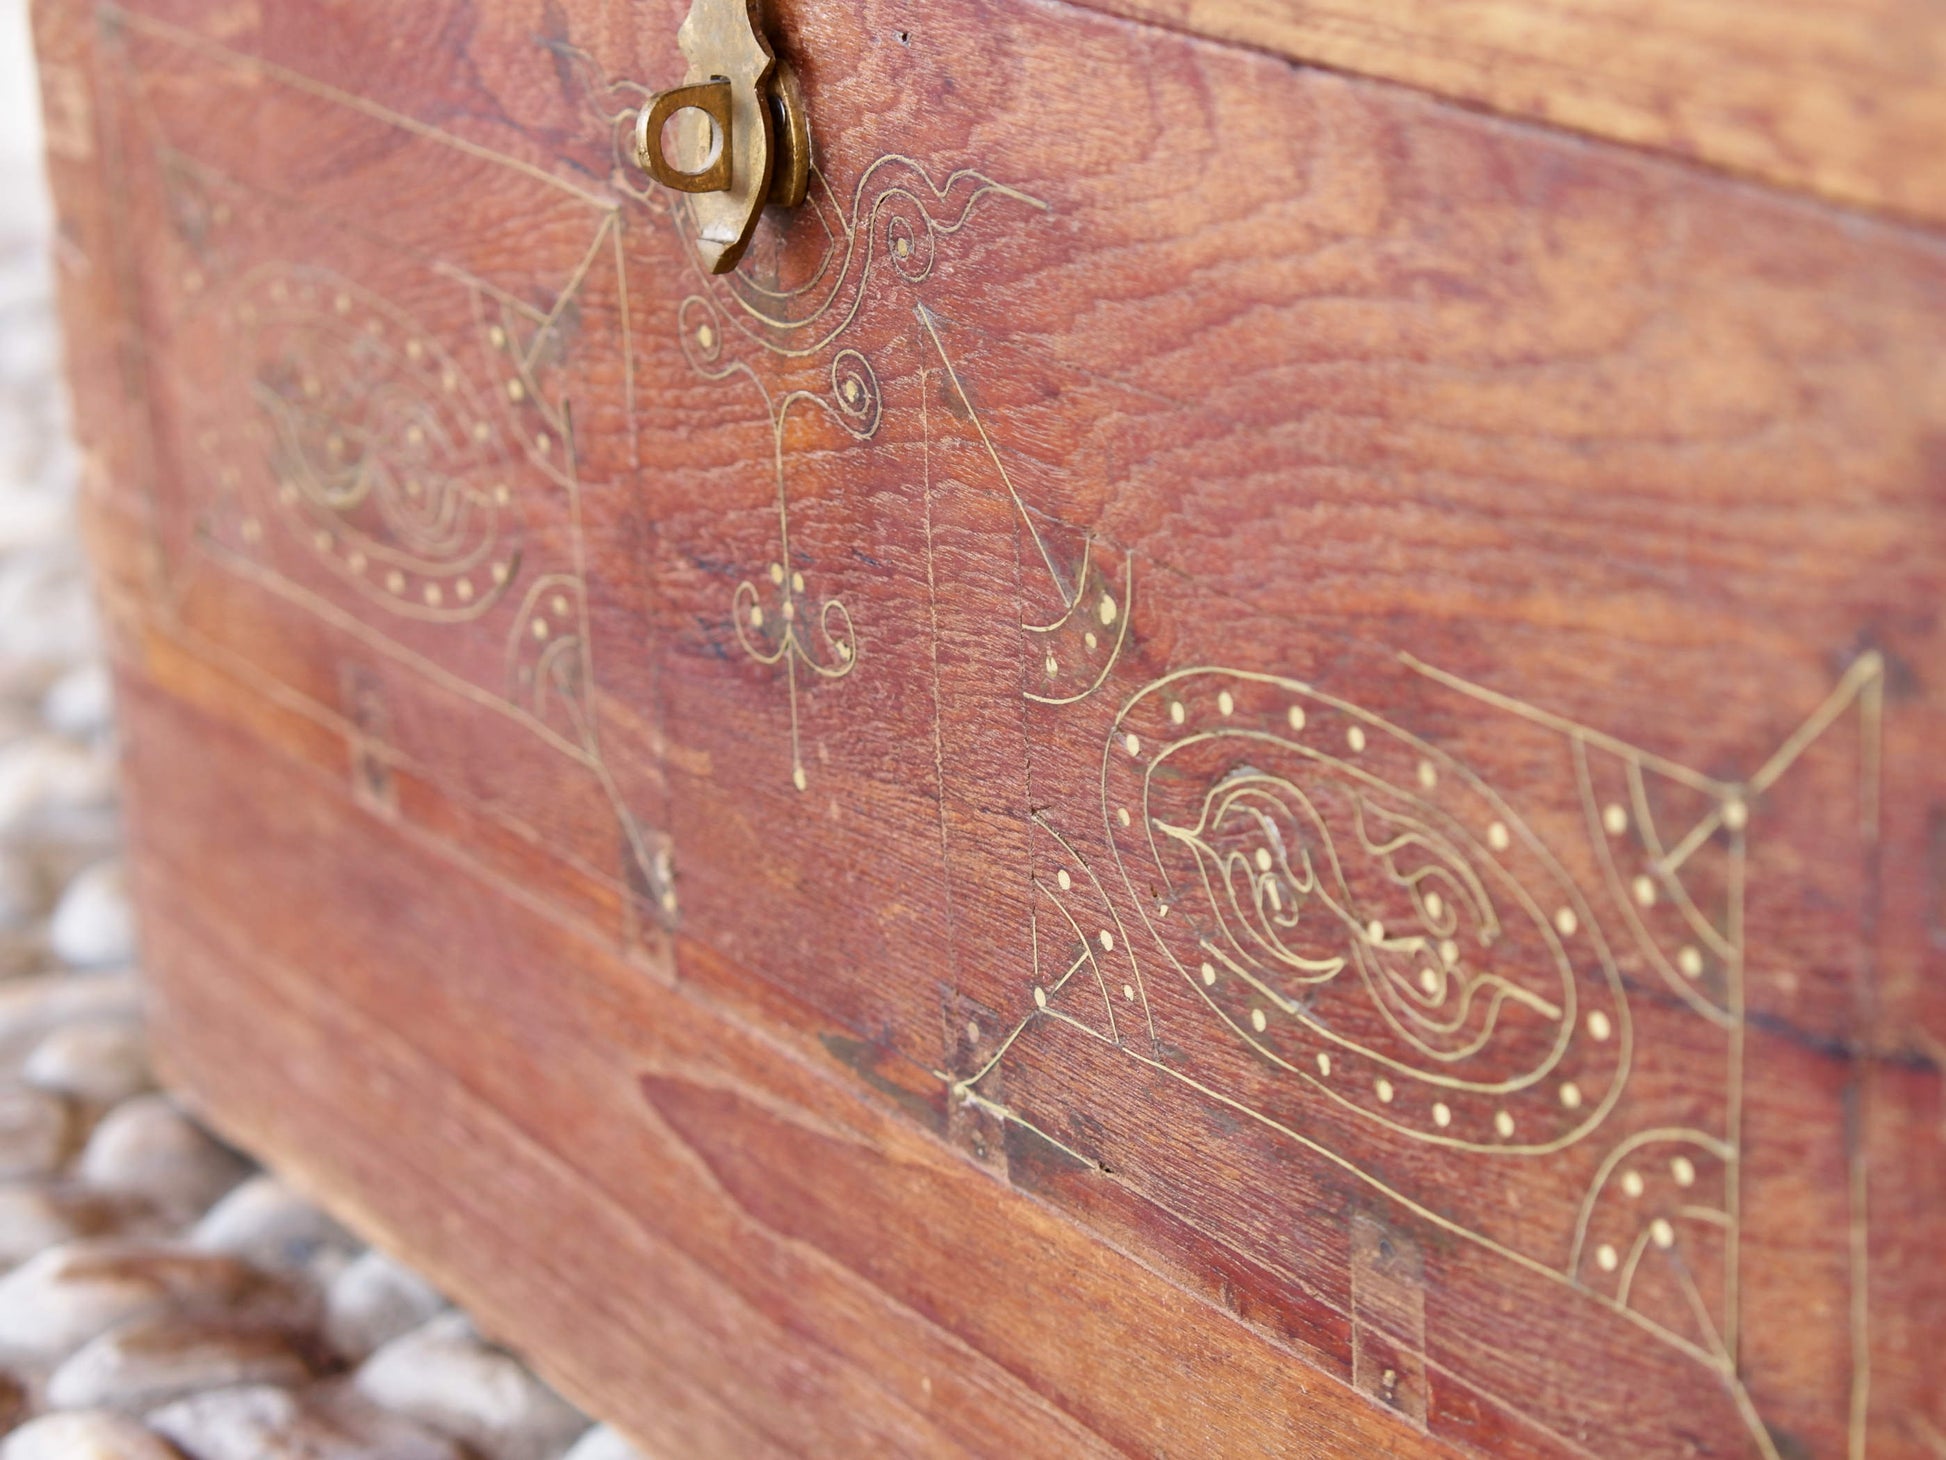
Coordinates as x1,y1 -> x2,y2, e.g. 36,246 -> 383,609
633,0 -> 811,273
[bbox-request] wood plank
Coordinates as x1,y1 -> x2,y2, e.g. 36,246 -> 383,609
1054,0 -> 1946,223
126,677 -> 1445,1460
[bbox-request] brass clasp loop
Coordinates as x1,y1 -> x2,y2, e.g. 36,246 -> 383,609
635,79 -> 735,194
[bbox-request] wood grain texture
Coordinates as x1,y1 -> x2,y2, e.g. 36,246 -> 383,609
1064,0 -> 1946,225
33,0 -> 1946,1454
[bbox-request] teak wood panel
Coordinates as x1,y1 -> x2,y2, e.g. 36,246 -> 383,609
1066,0 -> 1946,226
31,0 -> 1946,1455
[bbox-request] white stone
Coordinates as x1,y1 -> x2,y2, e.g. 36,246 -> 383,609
0,702 -> 41,751
0,492 -> 71,555
24,1019 -> 152,1105
563,1425 -> 647,1460
0,1083 -> 74,1178
145,1386 -> 300,1460
0,735 -> 114,834
0,1239 -> 311,1362
144,1386 -> 302,1459
46,1314 -> 316,1412
0,1411 -> 181,1460
42,662 -> 114,739
78,1095 -> 250,1216
149,1381 -> 467,1460
0,1180 -> 93,1263
0,970 -> 141,1068
323,1249 -> 449,1363
354,1312 -> 589,1460
191,1174 -> 358,1275
51,859 -> 136,969
0,555 -> 99,672
0,932 -> 48,985
0,1181 -> 145,1266
0,852 -> 43,932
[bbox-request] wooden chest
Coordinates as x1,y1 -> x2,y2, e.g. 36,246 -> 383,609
32,0 -> 1946,1453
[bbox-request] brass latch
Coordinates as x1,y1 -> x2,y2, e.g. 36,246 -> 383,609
633,0 -> 810,274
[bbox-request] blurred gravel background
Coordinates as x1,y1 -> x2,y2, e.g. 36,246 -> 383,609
0,3 -> 641,1455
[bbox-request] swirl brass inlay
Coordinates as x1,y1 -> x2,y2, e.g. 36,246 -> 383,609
241,266 -> 519,624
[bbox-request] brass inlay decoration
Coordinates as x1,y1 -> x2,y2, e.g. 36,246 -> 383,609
657,154 -> 1045,789
952,647 -> 1883,1460
108,8 -> 677,925
102,10 -> 1906,1454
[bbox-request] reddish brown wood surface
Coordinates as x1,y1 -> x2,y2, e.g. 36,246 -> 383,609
31,0 -> 1946,1455
1065,0 -> 1946,226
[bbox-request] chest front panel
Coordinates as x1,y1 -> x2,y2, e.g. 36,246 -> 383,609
36,0 -> 1946,1455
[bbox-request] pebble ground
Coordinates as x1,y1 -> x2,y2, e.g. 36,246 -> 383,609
0,6 -> 643,1456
